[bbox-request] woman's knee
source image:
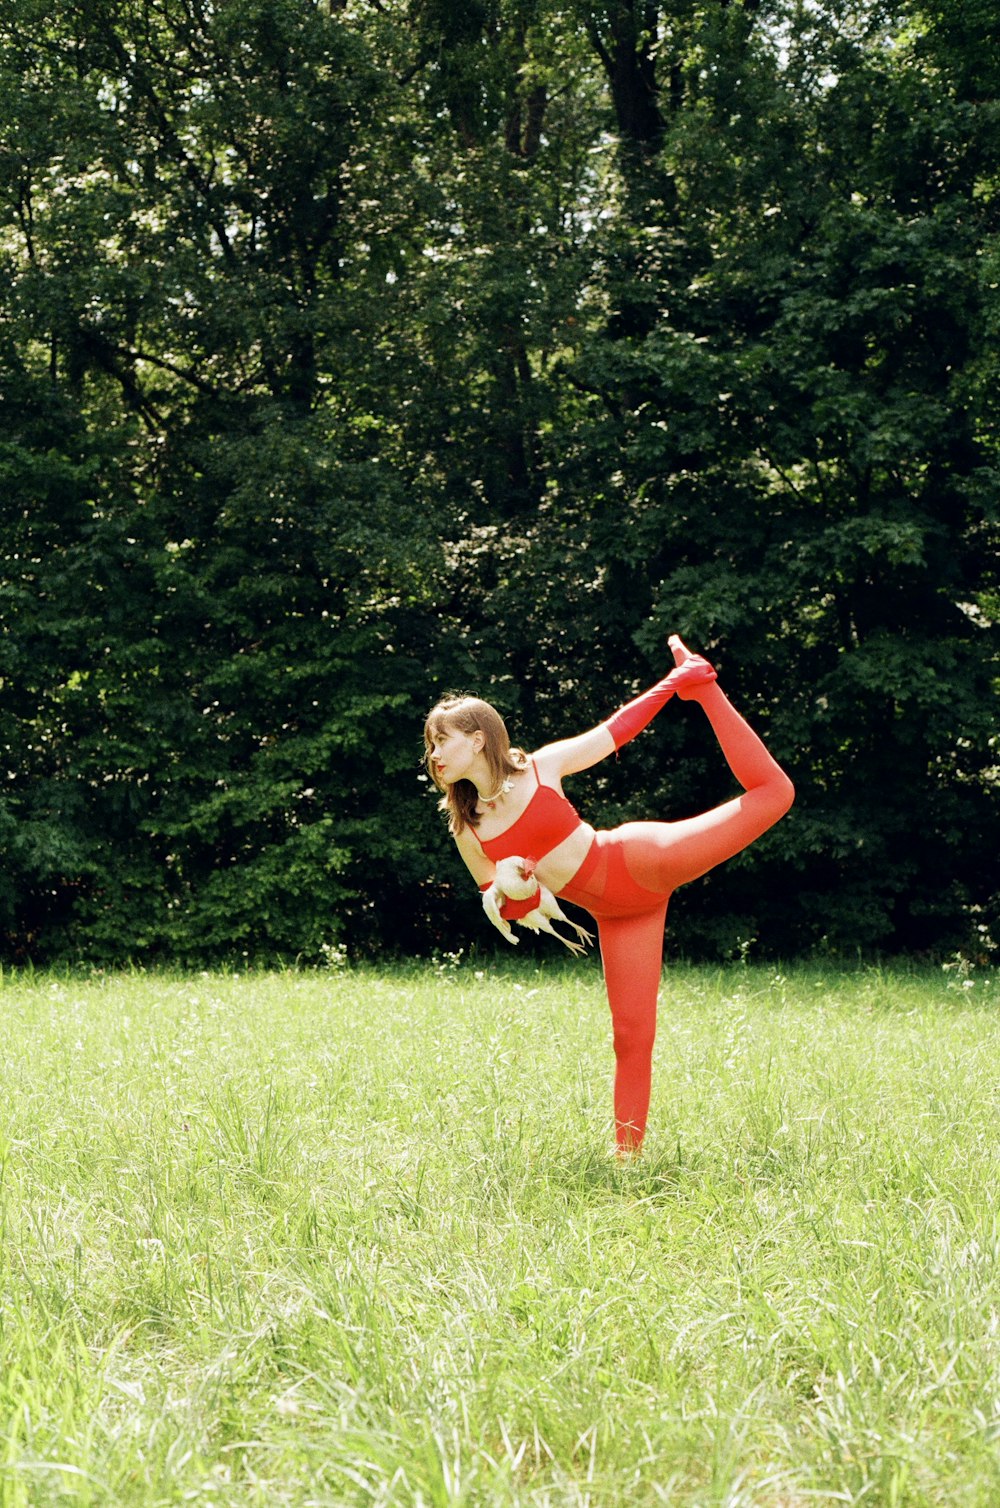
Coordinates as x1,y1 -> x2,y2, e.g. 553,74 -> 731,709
759,772 -> 795,829
612,1020 -> 656,1061
772,772 -> 795,817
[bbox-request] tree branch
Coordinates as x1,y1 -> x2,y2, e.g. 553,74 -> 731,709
113,344 -> 219,396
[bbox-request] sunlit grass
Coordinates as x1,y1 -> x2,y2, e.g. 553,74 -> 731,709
1,958 -> 998,1505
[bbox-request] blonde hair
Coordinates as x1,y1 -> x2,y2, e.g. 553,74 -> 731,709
423,695 -> 526,835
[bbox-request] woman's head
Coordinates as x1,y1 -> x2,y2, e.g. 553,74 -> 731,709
423,695 -> 525,833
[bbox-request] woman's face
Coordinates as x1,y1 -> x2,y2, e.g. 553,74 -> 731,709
428,721 -> 482,785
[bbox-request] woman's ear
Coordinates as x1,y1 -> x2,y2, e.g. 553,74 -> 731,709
472,730 -> 485,752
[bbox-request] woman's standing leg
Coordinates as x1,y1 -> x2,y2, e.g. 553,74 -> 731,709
596,904 -> 669,1153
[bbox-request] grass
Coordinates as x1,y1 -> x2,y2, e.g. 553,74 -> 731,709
0,955 -> 998,1506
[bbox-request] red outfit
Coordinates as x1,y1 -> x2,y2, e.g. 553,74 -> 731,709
473,657 -> 793,1152
473,758 -> 583,864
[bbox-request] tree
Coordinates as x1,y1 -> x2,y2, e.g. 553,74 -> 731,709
0,0 -> 995,962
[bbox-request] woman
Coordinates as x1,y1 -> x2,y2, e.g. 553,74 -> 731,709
424,636 -> 794,1154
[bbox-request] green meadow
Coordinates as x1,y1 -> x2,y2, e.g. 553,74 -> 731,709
1,959 -> 998,1506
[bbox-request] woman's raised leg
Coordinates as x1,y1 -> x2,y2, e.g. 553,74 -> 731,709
622,638 -> 795,894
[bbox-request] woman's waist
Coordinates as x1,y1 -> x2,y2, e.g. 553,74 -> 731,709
531,825 -> 597,894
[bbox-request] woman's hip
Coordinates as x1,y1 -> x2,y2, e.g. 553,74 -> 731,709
557,828 -> 670,920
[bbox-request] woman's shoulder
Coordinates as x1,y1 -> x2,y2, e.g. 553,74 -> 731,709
454,822 -> 483,855
452,819 -> 495,885
529,745 -> 565,789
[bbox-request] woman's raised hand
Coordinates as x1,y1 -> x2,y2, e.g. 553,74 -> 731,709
666,635 -> 717,698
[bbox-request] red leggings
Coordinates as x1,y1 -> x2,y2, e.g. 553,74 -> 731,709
558,684 -> 794,1152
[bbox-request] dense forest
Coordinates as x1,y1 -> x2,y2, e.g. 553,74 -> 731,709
0,0 -> 997,964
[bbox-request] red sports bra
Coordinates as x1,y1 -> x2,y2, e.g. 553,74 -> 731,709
473,759 -> 584,863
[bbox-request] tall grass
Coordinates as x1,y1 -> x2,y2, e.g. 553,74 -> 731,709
0,958 -> 997,1505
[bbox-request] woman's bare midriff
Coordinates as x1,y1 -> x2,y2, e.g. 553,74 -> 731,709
532,825 -> 596,894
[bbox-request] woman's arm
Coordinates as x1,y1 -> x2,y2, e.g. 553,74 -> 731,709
534,723 -> 616,781
454,825 -> 496,886
535,641 -> 717,782
454,827 -> 543,923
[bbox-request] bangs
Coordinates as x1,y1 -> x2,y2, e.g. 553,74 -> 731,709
423,713 -> 452,747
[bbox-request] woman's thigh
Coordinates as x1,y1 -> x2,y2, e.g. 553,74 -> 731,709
616,794 -> 779,892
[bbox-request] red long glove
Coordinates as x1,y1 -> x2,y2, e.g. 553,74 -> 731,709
479,882 -> 542,920
603,654 -> 717,751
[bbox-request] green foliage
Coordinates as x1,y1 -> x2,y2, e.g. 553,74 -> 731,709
0,0 -> 996,962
